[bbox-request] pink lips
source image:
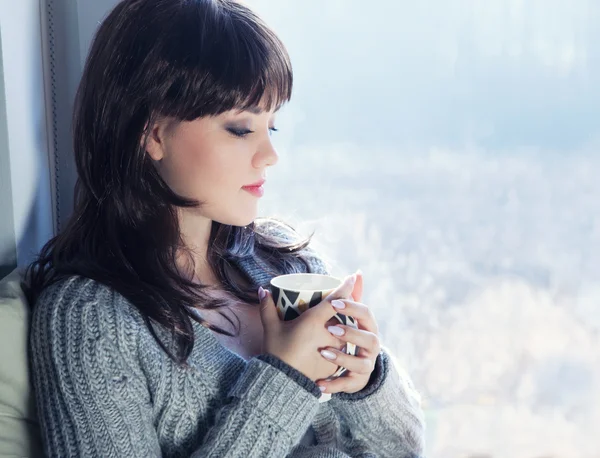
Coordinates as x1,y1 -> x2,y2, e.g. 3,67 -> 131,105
242,179 -> 266,197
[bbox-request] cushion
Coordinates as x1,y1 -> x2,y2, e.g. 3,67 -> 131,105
0,269 -> 43,457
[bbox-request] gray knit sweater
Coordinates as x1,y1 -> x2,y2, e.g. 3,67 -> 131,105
30,246 -> 425,457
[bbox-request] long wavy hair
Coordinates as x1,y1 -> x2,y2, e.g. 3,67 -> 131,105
24,0 -> 318,365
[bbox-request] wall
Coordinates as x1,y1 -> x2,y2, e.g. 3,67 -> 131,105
0,0 -> 53,272
0,30 -> 15,278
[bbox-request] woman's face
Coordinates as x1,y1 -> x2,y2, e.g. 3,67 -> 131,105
145,107 -> 279,227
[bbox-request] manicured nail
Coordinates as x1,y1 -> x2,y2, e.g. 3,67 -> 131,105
319,385 -> 326,392
328,325 -> 345,336
348,274 -> 357,285
331,299 -> 346,309
258,287 -> 267,301
321,349 -> 337,360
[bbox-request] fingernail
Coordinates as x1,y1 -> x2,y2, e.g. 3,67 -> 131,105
328,325 -> 345,336
258,287 -> 267,301
356,269 -> 363,276
321,350 -> 337,360
319,385 -> 326,392
331,299 -> 346,309
348,274 -> 357,285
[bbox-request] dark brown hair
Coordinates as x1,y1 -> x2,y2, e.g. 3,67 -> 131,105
24,0 -> 317,364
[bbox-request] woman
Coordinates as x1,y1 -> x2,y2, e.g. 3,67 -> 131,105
24,0 -> 425,456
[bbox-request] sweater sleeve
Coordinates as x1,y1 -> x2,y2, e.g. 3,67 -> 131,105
330,348 -> 426,457
301,247 -> 426,456
30,278 -> 321,458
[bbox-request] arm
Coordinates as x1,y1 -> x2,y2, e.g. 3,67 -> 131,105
254,221 -> 426,455
301,250 -> 426,456
30,278 -> 321,458
330,347 -> 425,457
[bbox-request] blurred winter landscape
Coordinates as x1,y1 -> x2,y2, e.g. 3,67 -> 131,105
252,0 -> 600,457
262,146 -> 600,458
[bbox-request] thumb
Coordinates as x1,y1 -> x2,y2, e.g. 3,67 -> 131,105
308,273 -> 357,322
327,273 -> 357,302
258,287 -> 279,328
351,269 -> 364,302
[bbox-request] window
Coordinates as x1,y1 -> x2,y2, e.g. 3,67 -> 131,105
0,29 -> 17,279
253,1 -> 600,456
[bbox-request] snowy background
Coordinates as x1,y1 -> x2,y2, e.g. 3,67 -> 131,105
252,1 -> 600,457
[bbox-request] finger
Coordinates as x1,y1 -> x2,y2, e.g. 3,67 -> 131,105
317,373 -> 364,394
326,325 -> 381,355
326,274 -> 357,302
330,299 -> 378,334
319,347 -> 376,376
351,269 -> 364,303
258,287 -> 280,329
305,274 -> 357,323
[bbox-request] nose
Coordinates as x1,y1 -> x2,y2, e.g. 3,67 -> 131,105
253,137 -> 279,169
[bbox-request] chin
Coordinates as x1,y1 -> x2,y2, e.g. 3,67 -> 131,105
215,211 -> 257,228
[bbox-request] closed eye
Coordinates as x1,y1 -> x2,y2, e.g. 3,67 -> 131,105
227,127 -> 253,138
227,127 -> 279,138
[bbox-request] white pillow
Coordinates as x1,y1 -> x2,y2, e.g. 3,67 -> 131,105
0,269 -> 43,457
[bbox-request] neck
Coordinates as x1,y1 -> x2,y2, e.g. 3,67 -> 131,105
177,209 -> 217,286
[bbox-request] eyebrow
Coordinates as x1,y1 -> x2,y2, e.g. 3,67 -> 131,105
240,104 -> 282,115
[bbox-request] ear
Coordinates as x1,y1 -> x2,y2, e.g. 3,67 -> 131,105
141,120 -> 167,162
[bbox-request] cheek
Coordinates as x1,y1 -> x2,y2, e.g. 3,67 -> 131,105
162,143 -> 244,201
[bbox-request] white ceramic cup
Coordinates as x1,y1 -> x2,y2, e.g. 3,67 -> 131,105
270,273 -> 359,401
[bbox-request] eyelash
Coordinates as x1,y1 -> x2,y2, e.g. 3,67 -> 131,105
227,127 -> 279,138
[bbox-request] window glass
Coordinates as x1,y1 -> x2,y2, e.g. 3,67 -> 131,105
252,1 -> 600,456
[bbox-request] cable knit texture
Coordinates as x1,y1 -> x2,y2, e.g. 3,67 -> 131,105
30,224 -> 425,457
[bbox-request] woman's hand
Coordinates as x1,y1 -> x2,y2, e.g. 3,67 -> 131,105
259,274 -> 356,383
316,270 -> 382,395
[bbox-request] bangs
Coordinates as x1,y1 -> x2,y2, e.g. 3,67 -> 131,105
153,0 -> 293,120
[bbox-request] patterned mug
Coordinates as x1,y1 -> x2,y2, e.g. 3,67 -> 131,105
269,273 -> 359,383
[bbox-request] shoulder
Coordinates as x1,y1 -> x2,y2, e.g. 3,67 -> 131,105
34,275 -> 143,321
253,217 -> 302,242
31,276 -> 146,354
252,217 -> 331,276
